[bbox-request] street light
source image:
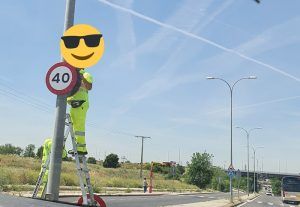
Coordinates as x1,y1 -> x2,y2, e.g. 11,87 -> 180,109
206,76 -> 257,203
252,146 -> 264,194
236,127 -> 262,196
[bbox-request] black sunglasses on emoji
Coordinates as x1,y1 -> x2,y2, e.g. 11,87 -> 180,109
61,34 -> 103,49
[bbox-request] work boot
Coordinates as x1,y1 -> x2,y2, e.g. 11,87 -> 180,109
68,150 -> 88,156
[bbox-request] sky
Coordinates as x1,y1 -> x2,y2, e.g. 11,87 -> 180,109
1,0 -> 300,173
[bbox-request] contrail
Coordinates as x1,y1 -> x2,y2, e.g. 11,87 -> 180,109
97,0 -> 300,82
207,95 -> 300,114
235,95 -> 300,110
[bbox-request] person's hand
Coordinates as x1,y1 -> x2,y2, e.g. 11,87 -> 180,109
83,78 -> 92,90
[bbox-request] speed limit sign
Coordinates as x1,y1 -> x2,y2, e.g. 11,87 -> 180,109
46,62 -> 78,95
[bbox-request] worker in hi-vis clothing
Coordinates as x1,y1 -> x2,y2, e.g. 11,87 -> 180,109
67,69 -> 93,155
40,138 -> 67,197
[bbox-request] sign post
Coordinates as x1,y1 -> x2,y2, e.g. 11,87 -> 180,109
228,164 -> 235,203
236,169 -> 241,200
46,0 -> 76,201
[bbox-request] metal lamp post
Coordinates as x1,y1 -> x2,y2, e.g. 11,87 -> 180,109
206,76 -> 257,203
236,127 -> 262,196
252,146 -> 263,194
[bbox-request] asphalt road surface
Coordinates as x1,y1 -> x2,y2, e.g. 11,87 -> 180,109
0,193 -> 76,207
0,192 -> 240,207
61,192 -> 241,207
237,194 -> 298,207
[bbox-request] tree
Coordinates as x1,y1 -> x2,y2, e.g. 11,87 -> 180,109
23,144 -> 35,157
0,144 -> 23,155
36,145 -> 43,159
185,152 -> 214,188
103,153 -> 120,168
87,157 -> 97,164
271,178 -> 281,195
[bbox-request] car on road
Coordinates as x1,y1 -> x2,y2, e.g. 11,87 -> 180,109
282,176 -> 300,204
266,191 -> 272,196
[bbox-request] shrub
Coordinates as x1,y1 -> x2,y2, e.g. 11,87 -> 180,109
0,144 -> 23,155
87,157 -> 97,164
185,152 -> 214,189
103,154 -> 120,168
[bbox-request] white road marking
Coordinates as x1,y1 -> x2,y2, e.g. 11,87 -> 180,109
237,201 -> 250,207
237,195 -> 261,207
267,202 -> 273,205
208,196 -> 215,199
198,195 -> 205,198
257,201 -> 262,203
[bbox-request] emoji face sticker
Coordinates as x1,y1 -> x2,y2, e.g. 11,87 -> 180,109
60,24 -> 105,69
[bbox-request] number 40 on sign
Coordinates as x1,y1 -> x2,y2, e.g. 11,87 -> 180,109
46,62 -> 78,95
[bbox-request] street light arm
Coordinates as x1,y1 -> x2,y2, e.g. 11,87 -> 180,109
232,78 -> 250,90
210,77 -> 232,92
207,76 -> 256,92
249,127 -> 262,134
236,126 -> 249,136
252,146 -> 264,153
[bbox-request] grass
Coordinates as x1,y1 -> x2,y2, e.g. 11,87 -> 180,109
0,155 -> 198,192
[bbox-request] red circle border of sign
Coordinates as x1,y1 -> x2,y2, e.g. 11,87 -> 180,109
45,62 -> 77,95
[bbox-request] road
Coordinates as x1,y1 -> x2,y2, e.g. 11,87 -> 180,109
61,192 -> 241,207
0,193 -> 75,207
0,192 -> 239,207
238,194 -> 298,207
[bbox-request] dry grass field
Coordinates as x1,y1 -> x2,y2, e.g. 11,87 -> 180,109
0,155 -> 198,193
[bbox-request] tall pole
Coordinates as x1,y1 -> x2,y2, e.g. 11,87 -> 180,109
262,157 -> 264,172
230,88 -> 233,166
247,133 -> 249,195
230,87 -> 233,202
253,150 -> 256,193
135,136 -> 151,178
47,0 -> 75,201
236,127 -> 262,196
207,76 -> 257,203
285,160 -> 287,173
251,146 -> 263,194
141,138 -> 144,177
279,160 -> 281,173
178,148 -> 181,165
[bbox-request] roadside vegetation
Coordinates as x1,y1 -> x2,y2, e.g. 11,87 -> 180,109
0,142 -> 198,193
0,143 -> 254,194
270,178 -> 281,195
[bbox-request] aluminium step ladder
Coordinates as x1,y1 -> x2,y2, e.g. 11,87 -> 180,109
32,113 -> 96,206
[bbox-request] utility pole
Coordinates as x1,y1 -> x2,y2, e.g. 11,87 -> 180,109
47,0 -> 75,201
178,148 -> 181,165
135,136 -> 151,178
